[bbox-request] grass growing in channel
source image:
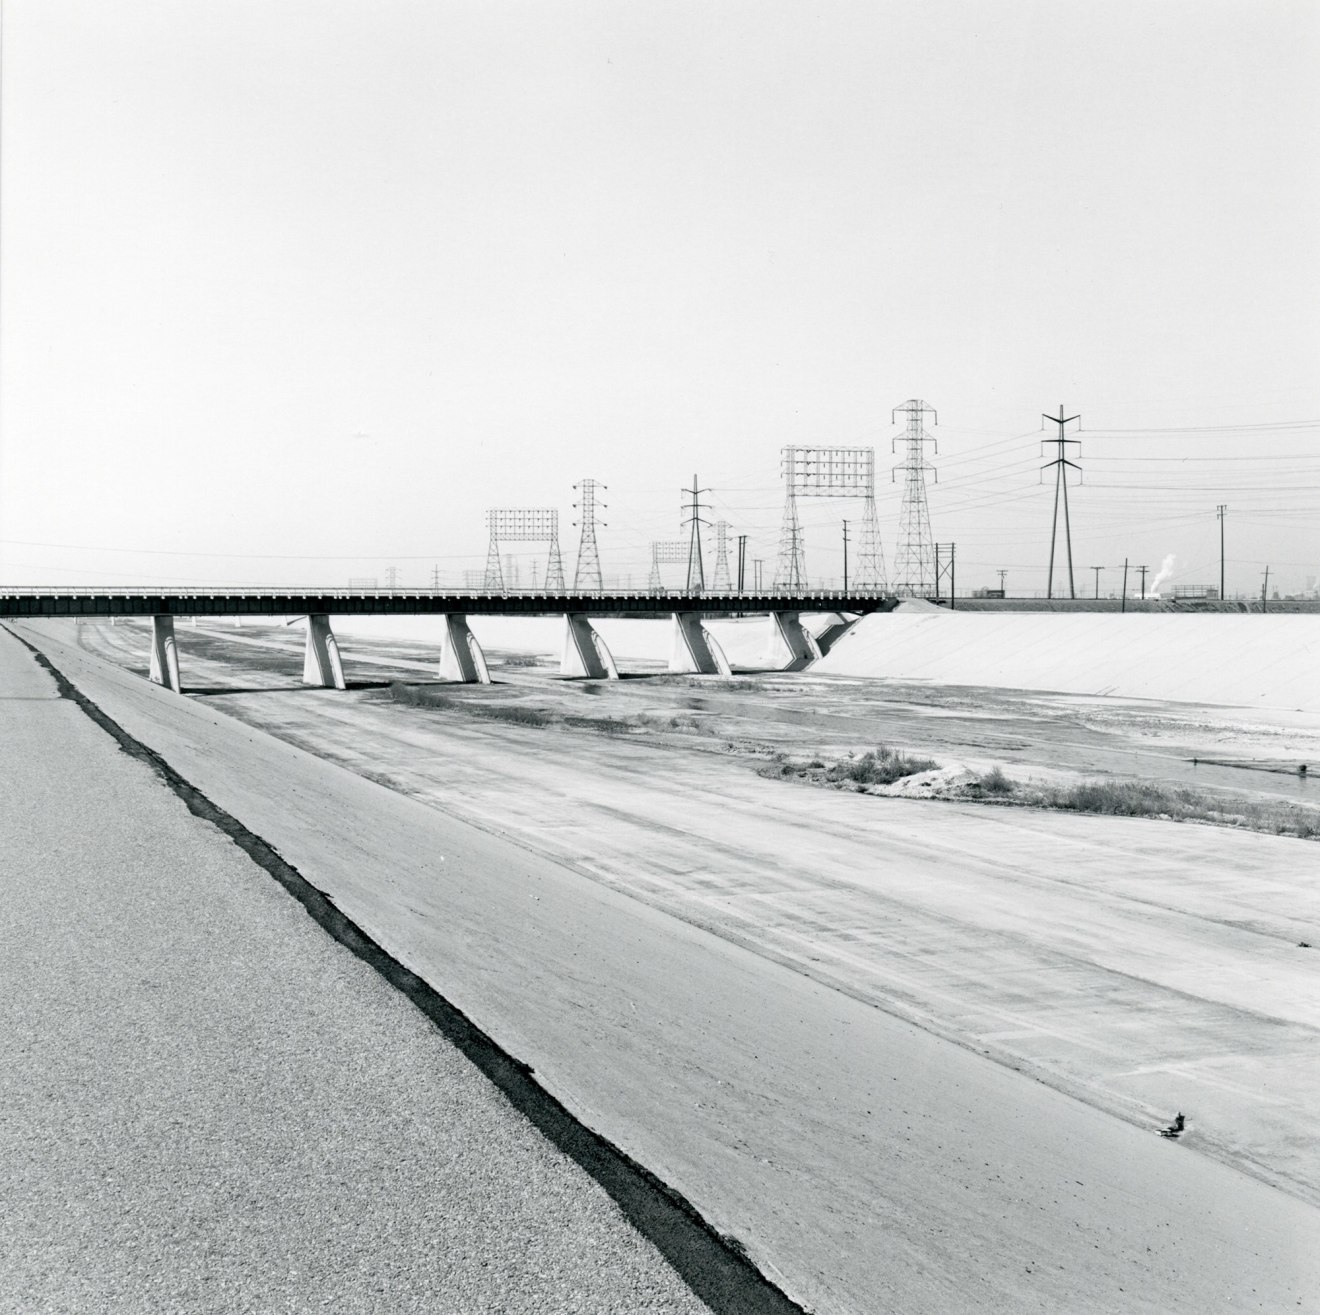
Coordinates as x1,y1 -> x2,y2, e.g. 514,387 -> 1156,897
977,771 -> 1320,839
769,744 -> 1320,839
835,746 -> 940,785
950,763 -> 1319,839
763,745 -> 940,789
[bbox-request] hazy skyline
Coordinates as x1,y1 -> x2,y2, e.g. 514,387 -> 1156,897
2,0 -> 1317,595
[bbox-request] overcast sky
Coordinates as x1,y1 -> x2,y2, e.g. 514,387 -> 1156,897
2,0 -> 1317,595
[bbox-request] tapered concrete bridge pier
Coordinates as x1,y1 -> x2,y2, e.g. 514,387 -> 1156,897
302,614 -> 347,690
148,616 -> 181,693
439,615 -> 492,684
561,614 -> 619,679
669,613 -> 732,676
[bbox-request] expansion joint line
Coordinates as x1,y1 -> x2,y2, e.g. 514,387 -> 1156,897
2,626 -> 805,1315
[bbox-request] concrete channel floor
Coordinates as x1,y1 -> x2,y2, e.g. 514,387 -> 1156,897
0,630 -> 714,1313
13,620 -> 1320,1315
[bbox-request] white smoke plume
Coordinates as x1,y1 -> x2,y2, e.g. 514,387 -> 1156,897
1148,553 -> 1177,599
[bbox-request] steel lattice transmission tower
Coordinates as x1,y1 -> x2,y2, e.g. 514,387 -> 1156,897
775,447 -> 886,593
891,399 -> 938,596
711,521 -> 733,591
483,509 -> 565,591
776,471 -> 806,593
572,479 -> 606,592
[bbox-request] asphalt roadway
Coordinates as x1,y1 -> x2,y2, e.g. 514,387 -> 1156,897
0,627 -> 729,1313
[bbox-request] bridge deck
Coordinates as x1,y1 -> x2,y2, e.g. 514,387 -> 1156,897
0,590 -> 896,619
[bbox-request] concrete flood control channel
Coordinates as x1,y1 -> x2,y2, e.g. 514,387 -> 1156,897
10,619 -> 1320,1313
0,627 -> 793,1315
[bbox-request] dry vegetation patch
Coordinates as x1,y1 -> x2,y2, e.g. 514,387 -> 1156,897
963,770 -> 1320,839
762,745 -> 939,790
770,745 -> 1320,839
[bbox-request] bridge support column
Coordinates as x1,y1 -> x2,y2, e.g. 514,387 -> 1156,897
303,614 -> 347,689
764,611 -> 822,672
814,613 -> 860,656
148,615 -> 181,693
669,613 -> 731,676
439,615 -> 492,684
562,614 -> 619,679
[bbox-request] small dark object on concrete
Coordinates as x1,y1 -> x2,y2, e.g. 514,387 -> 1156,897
1159,1113 -> 1185,1139
1300,764 -> 1308,776
1300,941 -> 1312,949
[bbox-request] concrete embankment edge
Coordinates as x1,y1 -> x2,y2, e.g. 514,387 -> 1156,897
815,610 -> 1320,710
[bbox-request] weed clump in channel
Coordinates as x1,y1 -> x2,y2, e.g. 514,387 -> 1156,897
978,765 -> 1016,795
830,746 -> 938,786
762,745 -> 940,788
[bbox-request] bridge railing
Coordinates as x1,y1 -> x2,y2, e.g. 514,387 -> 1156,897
0,585 -> 893,601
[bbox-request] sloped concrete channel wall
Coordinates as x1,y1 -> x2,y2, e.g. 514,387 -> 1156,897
815,611 -> 1320,711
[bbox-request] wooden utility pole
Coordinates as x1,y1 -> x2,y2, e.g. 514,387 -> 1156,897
841,520 -> 850,593
1137,564 -> 1149,600
1121,558 -> 1129,613
1090,565 -> 1103,599
737,535 -> 748,592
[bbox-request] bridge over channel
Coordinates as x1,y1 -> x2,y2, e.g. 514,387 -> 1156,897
0,588 -> 896,693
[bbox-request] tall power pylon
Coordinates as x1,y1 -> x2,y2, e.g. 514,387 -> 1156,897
681,475 -> 710,593
711,521 -> 733,591
572,479 -> 606,591
892,399 -> 938,595
776,474 -> 806,592
1041,404 -> 1082,599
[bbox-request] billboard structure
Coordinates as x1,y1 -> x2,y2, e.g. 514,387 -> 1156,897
647,540 -> 689,591
483,509 -> 565,591
774,447 -> 886,592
